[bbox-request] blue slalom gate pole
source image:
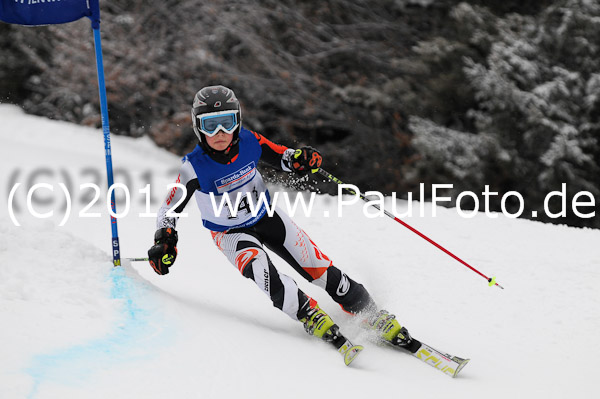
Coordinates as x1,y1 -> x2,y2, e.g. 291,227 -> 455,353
91,7 -> 121,267
0,0 -> 122,266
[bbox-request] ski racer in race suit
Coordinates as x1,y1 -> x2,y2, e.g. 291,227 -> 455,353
148,86 -> 413,346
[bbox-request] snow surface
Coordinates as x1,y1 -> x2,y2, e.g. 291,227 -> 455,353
1,103 -> 599,399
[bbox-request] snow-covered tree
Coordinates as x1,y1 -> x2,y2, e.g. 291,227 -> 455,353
411,0 -> 600,226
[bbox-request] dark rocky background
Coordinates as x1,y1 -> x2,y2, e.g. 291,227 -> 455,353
1,0 -> 598,228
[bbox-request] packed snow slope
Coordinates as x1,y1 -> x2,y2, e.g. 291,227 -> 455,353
1,104 -> 599,399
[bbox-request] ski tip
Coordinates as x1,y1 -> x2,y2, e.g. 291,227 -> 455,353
343,345 -> 364,366
452,358 -> 470,378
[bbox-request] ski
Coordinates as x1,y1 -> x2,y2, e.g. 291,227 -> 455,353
410,340 -> 469,377
327,326 -> 364,366
391,337 -> 469,377
360,311 -> 468,375
337,338 -> 364,366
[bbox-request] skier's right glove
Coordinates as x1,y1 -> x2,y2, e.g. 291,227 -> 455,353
148,227 -> 178,275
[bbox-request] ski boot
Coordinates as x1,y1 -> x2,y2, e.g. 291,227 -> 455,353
363,310 -> 420,353
299,300 -> 337,340
299,299 -> 364,365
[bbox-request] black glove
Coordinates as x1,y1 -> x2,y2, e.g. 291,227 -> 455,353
148,227 -> 178,275
291,146 -> 322,175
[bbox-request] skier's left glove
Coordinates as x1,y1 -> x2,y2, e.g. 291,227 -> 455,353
291,146 -> 322,175
148,227 -> 178,275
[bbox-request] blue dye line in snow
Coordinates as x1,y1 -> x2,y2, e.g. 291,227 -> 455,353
26,267 -> 156,398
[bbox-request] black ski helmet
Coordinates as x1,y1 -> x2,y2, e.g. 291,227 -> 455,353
191,85 -> 242,145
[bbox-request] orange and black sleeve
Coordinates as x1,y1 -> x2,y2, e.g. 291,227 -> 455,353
250,130 -> 292,171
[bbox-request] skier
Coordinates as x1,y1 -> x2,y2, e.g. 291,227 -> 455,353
148,85 -> 415,355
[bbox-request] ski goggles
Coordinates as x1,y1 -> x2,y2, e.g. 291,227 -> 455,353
196,111 -> 239,137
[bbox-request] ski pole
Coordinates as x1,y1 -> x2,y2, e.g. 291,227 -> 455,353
316,168 -> 504,289
125,257 -> 149,262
